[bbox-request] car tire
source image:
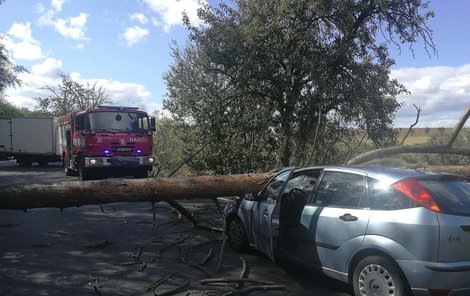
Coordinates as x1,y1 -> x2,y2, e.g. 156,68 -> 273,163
227,217 -> 249,252
353,255 -> 407,296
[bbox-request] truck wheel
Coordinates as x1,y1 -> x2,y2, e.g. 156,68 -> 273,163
64,159 -> 77,176
37,160 -> 49,167
18,159 -> 33,167
79,164 -> 92,181
353,256 -> 407,296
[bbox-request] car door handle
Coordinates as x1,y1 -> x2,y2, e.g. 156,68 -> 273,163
263,209 -> 269,217
339,213 -> 358,222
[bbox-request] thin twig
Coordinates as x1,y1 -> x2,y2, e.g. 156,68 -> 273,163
156,235 -> 191,257
200,248 -> 214,266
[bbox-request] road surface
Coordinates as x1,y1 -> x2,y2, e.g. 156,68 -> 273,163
0,160 -> 353,296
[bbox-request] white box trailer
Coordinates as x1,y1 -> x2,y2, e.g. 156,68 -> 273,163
0,117 -> 61,167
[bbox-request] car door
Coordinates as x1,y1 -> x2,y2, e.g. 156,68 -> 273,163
252,168 -> 294,260
299,170 -> 370,276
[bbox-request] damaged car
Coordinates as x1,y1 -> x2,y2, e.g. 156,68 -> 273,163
224,166 -> 470,296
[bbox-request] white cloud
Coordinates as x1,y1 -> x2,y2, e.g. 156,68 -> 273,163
4,58 -> 64,109
143,0 -> 207,32
392,64 -> 470,127
36,4 -> 45,13
5,22 -> 44,60
52,0 -> 66,12
53,13 -> 90,41
121,26 -> 149,47
31,58 -> 63,76
130,13 -> 149,24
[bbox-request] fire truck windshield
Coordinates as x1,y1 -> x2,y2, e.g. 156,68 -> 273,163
88,111 -> 149,133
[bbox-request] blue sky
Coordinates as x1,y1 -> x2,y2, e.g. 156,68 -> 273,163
1,0 -> 469,127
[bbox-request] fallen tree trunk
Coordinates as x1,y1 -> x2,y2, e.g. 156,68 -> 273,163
0,173 -> 272,210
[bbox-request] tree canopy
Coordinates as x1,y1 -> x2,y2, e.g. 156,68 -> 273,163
165,0 -> 435,173
0,35 -> 27,102
35,74 -> 112,116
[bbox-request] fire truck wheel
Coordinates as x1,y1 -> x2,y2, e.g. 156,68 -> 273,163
79,164 -> 92,181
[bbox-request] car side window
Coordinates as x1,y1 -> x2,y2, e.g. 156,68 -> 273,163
261,170 -> 291,204
367,178 -> 416,210
283,173 -> 319,196
313,172 -> 365,208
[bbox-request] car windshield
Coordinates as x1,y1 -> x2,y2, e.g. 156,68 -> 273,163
88,112 -> 148,132
420,179 -> 470,216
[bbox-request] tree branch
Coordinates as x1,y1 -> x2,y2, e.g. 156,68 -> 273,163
400,104 -> 421,145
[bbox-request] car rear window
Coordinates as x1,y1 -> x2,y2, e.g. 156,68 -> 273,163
420,180 -> 470,216
367,178 -> 417,210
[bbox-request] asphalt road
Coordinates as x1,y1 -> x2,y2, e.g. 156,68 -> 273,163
0,160 -> 353,296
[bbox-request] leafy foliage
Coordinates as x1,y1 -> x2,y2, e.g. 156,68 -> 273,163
0,35 -> 27,101
0,99 -> 43,117
164,0 -> 435,173
35,74 -> 112,116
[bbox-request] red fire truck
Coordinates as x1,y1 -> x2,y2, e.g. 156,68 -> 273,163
57,105 -> 156,180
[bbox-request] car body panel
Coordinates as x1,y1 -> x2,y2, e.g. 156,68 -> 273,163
366,208 -> 440,261
436,213 -> 470,262
300,206 -> 370,274
251,201 -> 276,259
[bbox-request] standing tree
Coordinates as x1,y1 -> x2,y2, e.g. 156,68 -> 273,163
0,35 -> 27,102
35,74 -> 111,116
164,0 -> 435,172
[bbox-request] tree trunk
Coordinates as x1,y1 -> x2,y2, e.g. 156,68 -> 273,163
0,174 -> 273,210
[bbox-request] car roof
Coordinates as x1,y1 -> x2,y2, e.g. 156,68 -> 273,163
294,165 -> 449,185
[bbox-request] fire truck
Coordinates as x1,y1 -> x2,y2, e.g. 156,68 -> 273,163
57,105 -> 156,180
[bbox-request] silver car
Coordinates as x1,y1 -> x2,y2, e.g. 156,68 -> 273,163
224,166 -> 470,296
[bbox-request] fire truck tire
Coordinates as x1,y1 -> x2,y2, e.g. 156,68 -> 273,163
65,168 -> 76,176
18,159 -> 33,167
64,159 -> 77,176
79,164 -> 93,181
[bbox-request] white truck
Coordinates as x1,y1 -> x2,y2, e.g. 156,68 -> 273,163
0,117 -> 61,167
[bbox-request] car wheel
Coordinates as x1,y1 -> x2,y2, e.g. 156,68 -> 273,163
227,217 -> 249,252
353,256 -> 407,296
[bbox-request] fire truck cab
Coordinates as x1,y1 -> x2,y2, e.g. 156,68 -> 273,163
57,105 -> 156,180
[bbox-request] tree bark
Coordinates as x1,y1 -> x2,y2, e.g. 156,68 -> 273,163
0,174 -> 272,210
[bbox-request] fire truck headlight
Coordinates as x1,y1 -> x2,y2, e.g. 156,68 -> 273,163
148,157 -> 155,163
89,159 -> 97,165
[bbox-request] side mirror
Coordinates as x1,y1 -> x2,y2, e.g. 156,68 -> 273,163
149,117 -> 156,132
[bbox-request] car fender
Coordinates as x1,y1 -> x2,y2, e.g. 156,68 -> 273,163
345,234 -> 417,282
350,235 -> 416,263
